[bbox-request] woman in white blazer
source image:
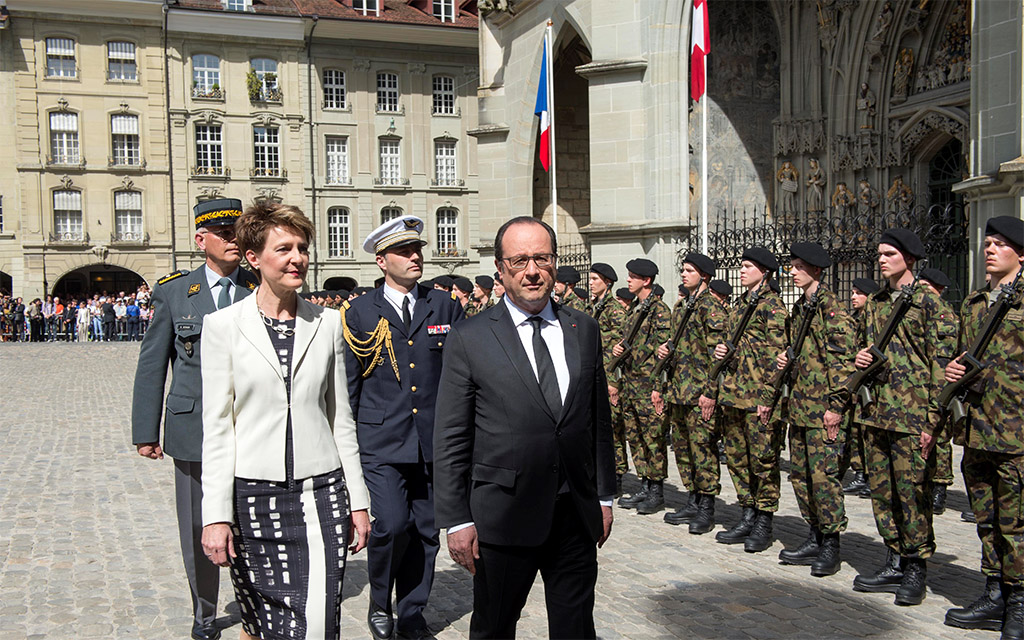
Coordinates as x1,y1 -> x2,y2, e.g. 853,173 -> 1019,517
200,202 -> 370,640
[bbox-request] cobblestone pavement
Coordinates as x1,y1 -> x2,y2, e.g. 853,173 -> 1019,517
0,342 -> 1000,639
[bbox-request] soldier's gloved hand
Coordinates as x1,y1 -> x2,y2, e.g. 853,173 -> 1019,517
713,343 -> 728,360
823,410 -> 842,442
656,343 -> 670,360
945,354 -> 967,383
651,391 -> 664,415
775,351 -> 789,370
698,394 -> 716,422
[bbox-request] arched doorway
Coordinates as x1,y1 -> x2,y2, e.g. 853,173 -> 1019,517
0,271 -> 11,296
52,264 -> 146,300
323,276 -> 357,292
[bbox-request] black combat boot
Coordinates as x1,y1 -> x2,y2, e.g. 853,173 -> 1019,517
636,480 -> 665,514
811,533 -> 842,577
944,576 -> 1005,631
744,510 -> 774,553
1003,585 -> 1024,640
664,492 -> 699,525
853,549 -> 904,593
933,484 -> 948,515
894,558 -> 927,606
618,478 -> 648,509
715,506 -> 756,544
779,526 -> 822,566
688,494 -> 716,535
842,471 -> 867,495
963,510 -> 978,523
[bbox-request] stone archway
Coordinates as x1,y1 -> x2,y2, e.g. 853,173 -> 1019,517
323,276 -> 357,292
52,264 -> 146,300
0,271 -> 11,296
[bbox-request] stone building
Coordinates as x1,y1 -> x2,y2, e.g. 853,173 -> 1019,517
0,0 -> 478,299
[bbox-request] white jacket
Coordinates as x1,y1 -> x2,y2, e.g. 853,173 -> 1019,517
201,292 -> 369,525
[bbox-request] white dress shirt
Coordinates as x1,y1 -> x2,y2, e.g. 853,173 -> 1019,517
381,282 -> 419,319
205,265 -> 241,307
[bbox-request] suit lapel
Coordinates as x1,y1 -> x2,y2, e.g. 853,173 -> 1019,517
235,294 -> 284,382
372,288 -> 408,338
188,268 -> 217,318
490,302 -> 555,421
557,303 -> 581,422
408,284 -> 435,335
292,298 -> 322,371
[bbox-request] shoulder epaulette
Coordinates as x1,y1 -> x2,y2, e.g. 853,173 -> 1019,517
157,269 -> 190,285
450,291 -> 457,300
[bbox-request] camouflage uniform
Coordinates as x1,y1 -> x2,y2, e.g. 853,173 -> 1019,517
932,299 -> 959,486
463,297 -> 494,318
958,285 -> 1024,585
559,288 -> 588,313
856,283 -> 945,559
663,288 -> 727,496
841,310 -> 869,477
713,286 -> 787,511
619,295 -> 672,481
784,287 -> 856,534
594,293 -> 630,475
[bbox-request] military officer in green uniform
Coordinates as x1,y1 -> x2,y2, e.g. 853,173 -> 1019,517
470,275 -> 495,316
775,243 -> 856,576
842,277 -> 879,498
613,259 -> 672,514
852,229 -> 944,607
944,217 -> 1024,637
589,262 -> 628,494
655,253 -> 726,534
131,199 -> 259,640
555,265 -> 587,312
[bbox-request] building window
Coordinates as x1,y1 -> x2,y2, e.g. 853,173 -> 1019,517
250,58 -> 280,101
114,191 -> 143,241
253,126 -> 280,176
111,114 -> 140,166
53,190 -> 84,240
437,208 -> 458,253
327,207 -> 351,258
432,75 -> 455,115
45,38 -> 76,78
323,69 -> 346,109
107,42 -> 137,81
434,140 -> 457,186
376,72 -> 399,112
225,0 -> 251,11
381,207 -> 401,224
379,139 -> 401,185
325,136 -> 349,185
433,0 -> 456,22
195,125 -> 223,174
49,112 -> 79,165
192,54 -> 221,98
353,0 -> 379,16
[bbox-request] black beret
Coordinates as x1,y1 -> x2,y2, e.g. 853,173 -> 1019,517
493,272 -> 501,280
768,280 -> 781,294
590,262 -> 618,283
452,277 -> 473,293
986,216 -> 1024,251
434,275 -> 454,288
337,289 -> 351,298
653,284 -> 665,297
851,278 -> 880,295
741,246 -> 779,272
790,242 -> 831,269
683,252 -> 716,278
616,287 -> 636,302
709,279 -> 733,297
920,267 -> 952,289
626,258 -> 659,278
879,228 -> 926,259
574,286 -> 589,299
556,265 -> 581,284
475,275 -> 494,289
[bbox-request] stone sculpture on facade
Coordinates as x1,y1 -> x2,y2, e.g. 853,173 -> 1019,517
893,48 -> 915,102
776,160 -> 799,215
857,82 -> 876,129
805,158 -> 826,213
831,181 -> 855,215
870,1 -> 894,42
887,175 -> 914,210
857,179 -> 881,214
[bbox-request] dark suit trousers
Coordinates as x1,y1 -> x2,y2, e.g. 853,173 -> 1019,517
470,495 -> 598,640
362,460 -> 439,632
174,459 -> 219,625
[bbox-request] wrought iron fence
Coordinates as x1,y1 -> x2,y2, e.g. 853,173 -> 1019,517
674,203 -> 969,307
558,241 -> 592,281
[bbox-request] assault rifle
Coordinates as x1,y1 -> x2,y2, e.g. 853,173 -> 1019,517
651,290 -> 698,383
709,280 -> 766,385
936,262 -> 1024,426
766,290 -> 820,414
592,294 -> 611,320
844,260 -> 928,408
608,293 -> 657,375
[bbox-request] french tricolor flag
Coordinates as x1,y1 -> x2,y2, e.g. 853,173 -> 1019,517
535,36 -> 551,172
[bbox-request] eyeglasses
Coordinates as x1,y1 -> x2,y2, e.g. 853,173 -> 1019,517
502,253 -> 557,272
203,227 -> 236,241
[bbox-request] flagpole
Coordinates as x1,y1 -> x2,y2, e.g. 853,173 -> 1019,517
546,20 -> 558,239
701,56 -> 708,253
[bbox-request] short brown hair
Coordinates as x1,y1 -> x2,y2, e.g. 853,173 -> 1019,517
235,201 -> 315,254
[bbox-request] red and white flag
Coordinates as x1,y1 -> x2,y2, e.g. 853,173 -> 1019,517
535,36 -> 551,172
691,0 -> 710,101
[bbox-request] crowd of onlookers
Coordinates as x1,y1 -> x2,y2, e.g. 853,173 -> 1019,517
0,285 -> 154,343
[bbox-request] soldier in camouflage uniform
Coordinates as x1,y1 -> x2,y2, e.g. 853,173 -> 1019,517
452,276 -> 475,317
851,229 -> 944,607
589,263 -> 629,494
613,258 -> 672,514
841,278 -> 879,497
704,247 -> 787,552
463,275 -> 495,317
655,253 -> 726,534
943,217 -> 1024,637
554,266 -> 587,312
774,243 -> 856,576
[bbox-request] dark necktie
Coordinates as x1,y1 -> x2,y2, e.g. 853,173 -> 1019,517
528,316 -> 562,417
402,295 -> 412,331
217,277 -> 232,309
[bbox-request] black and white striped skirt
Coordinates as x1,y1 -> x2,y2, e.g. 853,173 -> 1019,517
230,468 -> 351,640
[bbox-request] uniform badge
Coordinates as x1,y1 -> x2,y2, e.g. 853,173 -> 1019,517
427,324 -> 451,335
188,283 -> 202,296
247,281 -> 256,291
405,218 -> 420,229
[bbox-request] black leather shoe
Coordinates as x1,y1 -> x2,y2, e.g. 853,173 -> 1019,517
368,601 -> 395,639
853,549 -> 904,593
715,506 -> 756,544
688,493 -> 716,535
743,510 -> 774,553
842,471 -> 867,495
397,628 -> 433,639
664,492 -> 699,525
779,526 -> 821,566
191,621 -> 221,640
945,576 -> 1005,631
894,558 -> 927,606
811,533 -> 842,577
1003,586 -> 1024,640
636,480 -> 665,514
933,484 -> 948,515
618,478 -> 649,509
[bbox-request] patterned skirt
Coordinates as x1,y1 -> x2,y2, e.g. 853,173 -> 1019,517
230,468 -> 351,640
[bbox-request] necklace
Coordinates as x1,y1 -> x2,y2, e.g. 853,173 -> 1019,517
258,305 -> 295,338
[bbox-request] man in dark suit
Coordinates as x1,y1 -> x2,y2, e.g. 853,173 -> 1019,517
434,216 -> 616,639
343,215 -> 464,640
131,199 -> 259,640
